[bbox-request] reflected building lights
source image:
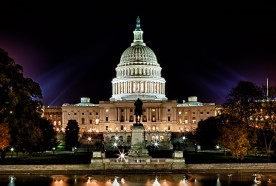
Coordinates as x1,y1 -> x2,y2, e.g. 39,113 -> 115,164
3,173 -> 275,185
153,177 -> 161,186
112,176 -> 120,186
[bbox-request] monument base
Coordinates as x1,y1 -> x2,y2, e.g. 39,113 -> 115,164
128,146 -> 150,157
89,151 -> 186,171
90,118 -> 186,171
128,123 -> 150,158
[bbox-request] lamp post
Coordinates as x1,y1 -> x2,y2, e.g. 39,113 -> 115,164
10,147 -> 14,158
87,137 -> 91,152
182,136 -> 186,150
52,147 -> 56,154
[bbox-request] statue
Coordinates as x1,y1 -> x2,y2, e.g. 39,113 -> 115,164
134,98 -> 143,124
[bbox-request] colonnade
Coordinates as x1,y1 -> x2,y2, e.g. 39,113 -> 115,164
112,81 -> 165,95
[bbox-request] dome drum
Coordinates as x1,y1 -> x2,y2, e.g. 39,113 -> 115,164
116,66 -> 162,77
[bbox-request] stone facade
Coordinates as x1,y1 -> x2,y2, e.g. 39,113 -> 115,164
1,163 -> 276,174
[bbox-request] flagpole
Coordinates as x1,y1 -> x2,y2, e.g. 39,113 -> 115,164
267,77 -> 269,99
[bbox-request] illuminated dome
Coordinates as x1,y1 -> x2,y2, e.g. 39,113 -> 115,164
110,17 -> 167,101
118,43 -> 159,67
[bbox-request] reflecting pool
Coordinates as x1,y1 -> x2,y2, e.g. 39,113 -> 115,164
1,173 -> 276,186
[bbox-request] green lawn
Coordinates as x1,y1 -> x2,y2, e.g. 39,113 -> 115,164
0,151 -> 92,165
183,151 -> 270,164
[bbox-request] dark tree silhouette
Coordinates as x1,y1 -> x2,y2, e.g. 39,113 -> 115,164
65,120 -> 80,150
0,48 -> 46,156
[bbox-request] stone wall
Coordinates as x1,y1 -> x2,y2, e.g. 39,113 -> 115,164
0,163 -> 276,174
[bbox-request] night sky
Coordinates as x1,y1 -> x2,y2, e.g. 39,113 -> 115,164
1,3 -> 276,106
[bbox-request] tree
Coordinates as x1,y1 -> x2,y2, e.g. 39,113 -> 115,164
223,81 -> 263,123
65,120 -> 80,150
35,118 -> 58,152
0,123 -> 11,158
196,117 -> 221,150
0,48 -> 44,156
219,115 -> 251,159
256,84 -> 276,161
221,81 -> 262,154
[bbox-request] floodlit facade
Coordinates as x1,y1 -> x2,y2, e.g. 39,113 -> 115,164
43,17 -> 220,146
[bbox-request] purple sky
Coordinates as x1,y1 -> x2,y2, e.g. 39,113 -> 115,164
1,3 -> 276,106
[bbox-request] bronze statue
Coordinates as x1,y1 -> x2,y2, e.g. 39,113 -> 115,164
134,98 -> 143,124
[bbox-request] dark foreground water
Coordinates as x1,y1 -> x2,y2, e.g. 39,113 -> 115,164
1,173 -> 276,186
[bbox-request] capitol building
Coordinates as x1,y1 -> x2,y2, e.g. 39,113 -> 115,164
43,17 -> 220,147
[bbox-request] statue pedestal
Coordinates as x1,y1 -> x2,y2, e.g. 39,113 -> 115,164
128,123 -> 150,157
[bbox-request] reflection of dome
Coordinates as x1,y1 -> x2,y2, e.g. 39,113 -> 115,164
110,17 -> 167,101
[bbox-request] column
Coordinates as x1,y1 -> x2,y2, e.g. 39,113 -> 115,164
125,108 -> 127,122
158,107 -> 161,121
130,82 -> 132,93
149,108 -> 152,122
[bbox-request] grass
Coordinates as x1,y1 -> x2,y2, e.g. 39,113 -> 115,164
0,150 -> 271,165
0,151 -> 92,165
183,151 -> 270,164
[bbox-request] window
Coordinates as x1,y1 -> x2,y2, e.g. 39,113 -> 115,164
89,112 -> 92,115
74,113 -> 77,115
121,125 -> 124,130
120,115 -> 124,122
106,126 -> 109,130
207,112 -> 209,114
90,119 -> 92,124
168,109 -> 170,112
129,116 -> 134,122
119,136 -> 123,141
152,116 -> 156,122
96,112 -> 98,115
106,117 -> 108,122
168,116 -> 170,121
200,112 -> 203,114
130,109 -> 133,112
142,116 -> 147,122
127,136 -> 131,143
82,113 -> 84,115
81,118 -> 85,124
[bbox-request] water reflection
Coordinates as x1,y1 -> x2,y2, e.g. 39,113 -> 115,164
0,173 -> 275,186
8,175 -> 16,186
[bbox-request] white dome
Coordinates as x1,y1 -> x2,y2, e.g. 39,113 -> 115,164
118,45 -> 159,67
110,17 -> 167,101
